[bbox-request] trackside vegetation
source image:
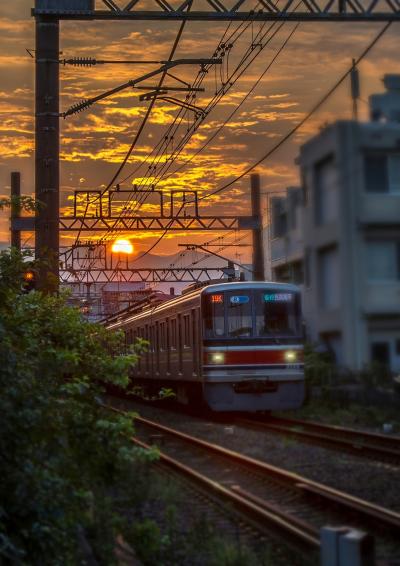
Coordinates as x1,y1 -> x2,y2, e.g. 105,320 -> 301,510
0,246 -> 155,563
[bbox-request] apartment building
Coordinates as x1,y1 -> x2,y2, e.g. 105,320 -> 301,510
266,75 -> 400,373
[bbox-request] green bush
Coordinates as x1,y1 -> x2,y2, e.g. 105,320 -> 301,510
0,248 -> 154,563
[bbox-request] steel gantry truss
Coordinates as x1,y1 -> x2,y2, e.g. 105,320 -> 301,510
61,266 -> 232,283
59,214 -> 255,232
33,0 -> 400,22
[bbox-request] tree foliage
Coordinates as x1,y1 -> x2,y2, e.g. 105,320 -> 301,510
0,248 -> 151,564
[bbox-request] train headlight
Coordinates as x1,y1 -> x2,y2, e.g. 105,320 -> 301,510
210,352 -> 225,364
284,350 -> 297,362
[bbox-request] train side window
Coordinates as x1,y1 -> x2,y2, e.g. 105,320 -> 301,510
171,318 -> 177,349
160,322 -> 165,350
183,315 -> 191,347
150,325 -> 155,352
202,294 -> 225,338
166,318 -> 170,351
192,308 -> 198,373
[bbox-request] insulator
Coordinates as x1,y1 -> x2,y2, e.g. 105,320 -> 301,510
65,99 -> 92,117
69,57 -> 97,67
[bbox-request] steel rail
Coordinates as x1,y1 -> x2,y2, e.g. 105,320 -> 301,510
235,416 -> 400,463
133,415 -> 400,533
132,436 -> 320,551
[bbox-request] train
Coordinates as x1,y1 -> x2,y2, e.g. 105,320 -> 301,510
106,281 -> 305,412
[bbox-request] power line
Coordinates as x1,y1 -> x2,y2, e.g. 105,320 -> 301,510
71,10 -> 191,251
134,20 -> 392,264
162,21 -> 299,183
198,21 -> 393,203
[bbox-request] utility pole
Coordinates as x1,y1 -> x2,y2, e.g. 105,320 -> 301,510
350,59 -> 360,121
10,172 -> 21,251
250,173 -> 264,281
35,8 -> 60,289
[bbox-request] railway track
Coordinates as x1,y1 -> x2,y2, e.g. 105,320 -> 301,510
234,416 -> 400,463
128,412 -> 400,562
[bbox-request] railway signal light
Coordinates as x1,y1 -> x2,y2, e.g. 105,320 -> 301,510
22,269 -> 37,293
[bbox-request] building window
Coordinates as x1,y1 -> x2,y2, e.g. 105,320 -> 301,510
320,332 -> 342,365
366,241 -> 400,281
274,261 -> 303,285
318,246 -> 340,310
314,155 -> 338,225
301,171 -> 309,205
304,247 -> 311,288
365,153 -> 400,194
271,197 -> 287,238
371,342 -> 390,366
287,189 -> 301,230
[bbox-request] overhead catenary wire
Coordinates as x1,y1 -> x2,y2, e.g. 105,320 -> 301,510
102,16 -> 301,261
66,9 -> 264,260
100,16 -> 288,252
197,20 -> 393,204
85,12 -> 262,251
70,8 -> 192,255
112,20 -> 393,263
161,21 -> 300,184
79,13 -> 302,266
120,0 -> 305,198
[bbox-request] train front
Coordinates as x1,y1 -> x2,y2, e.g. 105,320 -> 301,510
200,282 -> 304,412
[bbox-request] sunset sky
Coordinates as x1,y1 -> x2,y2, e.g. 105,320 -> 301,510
0,1 -> 399,266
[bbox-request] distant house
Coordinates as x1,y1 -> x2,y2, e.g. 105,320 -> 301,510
264,75 -> 400,373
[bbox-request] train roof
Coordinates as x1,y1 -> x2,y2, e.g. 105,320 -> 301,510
105,280 -> 300,330
200,281 -> 300,294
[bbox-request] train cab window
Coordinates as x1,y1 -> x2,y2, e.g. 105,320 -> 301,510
203,293 -> 225,338
227,293 -> 252,337
256,291 -> 300,336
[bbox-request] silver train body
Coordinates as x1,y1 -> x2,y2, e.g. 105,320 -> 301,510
106,281 -> 305,412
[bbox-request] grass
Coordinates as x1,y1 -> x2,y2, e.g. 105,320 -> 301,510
121,466 -> 313,566
283,397 -> 400,433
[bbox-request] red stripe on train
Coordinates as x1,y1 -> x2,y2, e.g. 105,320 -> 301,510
204,349 -> 303,365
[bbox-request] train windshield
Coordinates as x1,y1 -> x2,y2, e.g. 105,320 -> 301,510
203,289 -> 301,339
255,291 -> 300,337
227,292 -> 252,337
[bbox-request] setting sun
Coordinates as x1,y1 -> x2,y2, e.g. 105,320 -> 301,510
111,239 -> 134,254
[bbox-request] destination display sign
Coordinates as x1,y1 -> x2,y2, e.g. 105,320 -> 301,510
264,293 -> 293,303
230,295 -> 249,305
211,294 -> 224,303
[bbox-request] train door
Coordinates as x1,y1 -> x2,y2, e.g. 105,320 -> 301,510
149,323 -> 154,378
155,321 -> 160,376
178,313 -> 183,376
145,324 -> 149,376
192,308 -> 198,377
166,317 -> 170,376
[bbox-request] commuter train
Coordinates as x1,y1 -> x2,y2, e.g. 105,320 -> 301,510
106,281 -> 305,412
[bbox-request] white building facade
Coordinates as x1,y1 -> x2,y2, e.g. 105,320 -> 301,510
266,76 -> 400,373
